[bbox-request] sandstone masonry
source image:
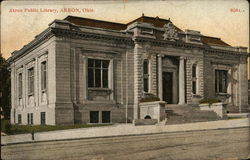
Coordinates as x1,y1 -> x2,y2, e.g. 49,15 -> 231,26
8,15 -> 249,125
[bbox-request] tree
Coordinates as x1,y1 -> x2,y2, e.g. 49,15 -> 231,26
0,53 -> 11,120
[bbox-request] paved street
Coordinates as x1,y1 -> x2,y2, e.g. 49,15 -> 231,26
1,127 -> 250,160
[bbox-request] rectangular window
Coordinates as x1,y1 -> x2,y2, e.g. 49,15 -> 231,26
192,65 -> 197,94
192,81 -> 197,94
102,111 -> 111,123
18,114 -> 22,124
192,65 -> 196,78
88,59 -> 109,88
143,60 -> 149,92
18,73 -> 22,98
40,112 -> 46,125
27,113 -> 33,125
90,111 -> 99,123
27,113 -> 30,124
215,70 -> 228,93
14,109 -> 16,123
41,61 -> 47,91
31,113 -> 33,124
28,67 -> 34,95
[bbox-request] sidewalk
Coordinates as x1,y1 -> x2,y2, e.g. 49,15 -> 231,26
1,118 -> 249,145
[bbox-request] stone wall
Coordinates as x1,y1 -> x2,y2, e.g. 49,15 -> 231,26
9,18 -> 249,126
248,80 -> 250,104
139,101 -> 166,122
203,51 -> 248,111
147,45 -> 205,105
53,36 -> 135,124
10,37 -> 57,125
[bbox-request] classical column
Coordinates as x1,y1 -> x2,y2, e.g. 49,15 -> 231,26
158,55 -> 163,101
179,57 -> 185,104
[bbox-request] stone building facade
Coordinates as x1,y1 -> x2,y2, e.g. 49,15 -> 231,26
8,15 -> 249,125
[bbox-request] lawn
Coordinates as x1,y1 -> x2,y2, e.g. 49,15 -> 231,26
1,120 -> 111,135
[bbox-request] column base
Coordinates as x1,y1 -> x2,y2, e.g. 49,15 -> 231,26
178,102 -> 185,105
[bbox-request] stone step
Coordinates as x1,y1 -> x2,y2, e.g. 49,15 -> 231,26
165,104 -> 222,124
226,104 -> 250,113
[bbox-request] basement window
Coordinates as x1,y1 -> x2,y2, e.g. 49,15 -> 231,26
40,112 -> 46,125
102,111 -> 111,123
90,111 -> 99,123
27,113 -> 33,125
18,114 -> 22,124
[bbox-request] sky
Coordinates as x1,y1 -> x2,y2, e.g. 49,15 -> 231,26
1,0 -> 249,59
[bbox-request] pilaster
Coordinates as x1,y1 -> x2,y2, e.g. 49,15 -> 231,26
157,55 -> 163,100
10,67 -> 15,124
185,58 -> 192,103
35,57 -> 39,107
70,48 -> 77,103
109,59 -> 114,100
198,59 -> 204,98
79,53 -> 87,102
238,60 -> 248,112
133,41 -> 143,119
150,54 -> 157,95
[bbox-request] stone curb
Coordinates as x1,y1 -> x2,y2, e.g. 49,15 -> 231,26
1,118 -> 249,146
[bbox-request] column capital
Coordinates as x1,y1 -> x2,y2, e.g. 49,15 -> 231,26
157,54 -> 164,58
179,56 -> 187,60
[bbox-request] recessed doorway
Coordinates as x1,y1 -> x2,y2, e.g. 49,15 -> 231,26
163,72 -> 173,104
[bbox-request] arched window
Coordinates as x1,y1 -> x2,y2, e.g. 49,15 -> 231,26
41,61 -> 47,91
143,60 -> 149,92
192,64 -> 197,94
144,115 -> 151,119
18,73 -> 22,99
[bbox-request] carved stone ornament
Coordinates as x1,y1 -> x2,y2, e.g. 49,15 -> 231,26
163,22 -> 179,41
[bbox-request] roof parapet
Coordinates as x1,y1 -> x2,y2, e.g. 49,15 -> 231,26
127,22 -> 156,39
234,46 -> 248,52
209,45 -> 248,54
11,50 -> 18,56
49,19 -> 71,30
184,29 -> 202,44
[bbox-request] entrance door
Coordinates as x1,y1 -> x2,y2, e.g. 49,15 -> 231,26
162,72 -> 173,104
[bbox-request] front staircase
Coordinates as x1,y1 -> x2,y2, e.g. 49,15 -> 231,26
165,104 -> 224,125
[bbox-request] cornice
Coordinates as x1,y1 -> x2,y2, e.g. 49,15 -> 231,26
79,48 -> 121,55
210,61 -> 235,66
8,27 -> 134,63
8,28 -> 54,63
51,27 -> 134,44
133,36 -> 205,50
204,47 -> 249,57
133,36 -> 248,57
8,25 -> 248,64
